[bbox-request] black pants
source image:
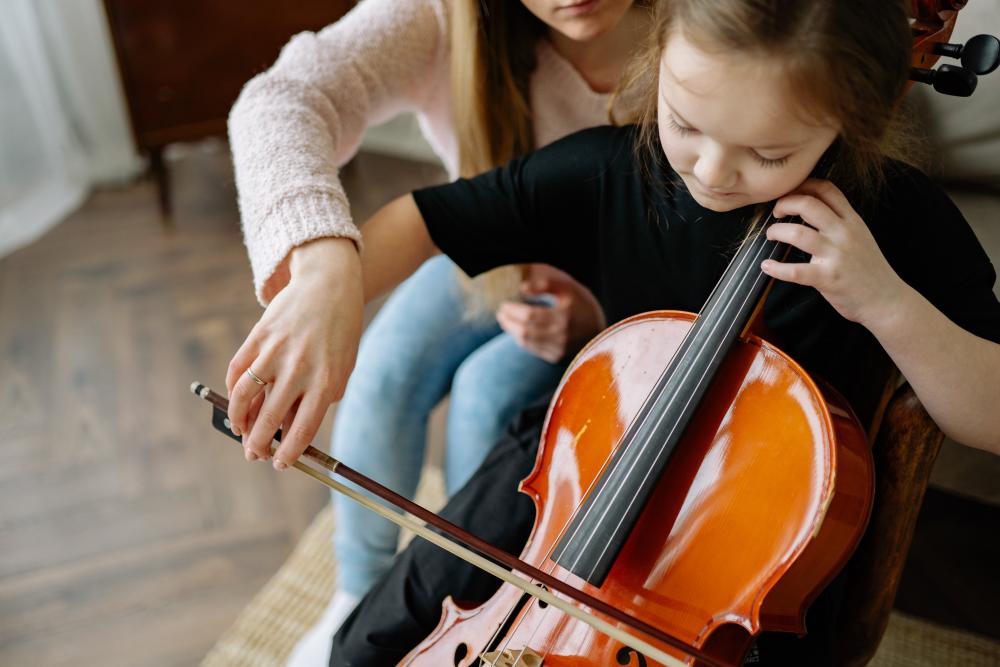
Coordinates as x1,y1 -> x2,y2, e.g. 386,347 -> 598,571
329,395 -> 841,666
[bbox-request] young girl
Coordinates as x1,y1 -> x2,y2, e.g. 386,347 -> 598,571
225,0 -> 648,659
301,0 -> 1000,663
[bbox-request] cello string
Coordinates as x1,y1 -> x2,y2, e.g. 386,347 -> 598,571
560,218 -> 777,578
577,234 -> 781,580
575,232 -> 783,582
558,222 -> 771,560
521,226 -> 780,663
490,217 -> 779,660
548,227 -> 762,576
494,218 -> 776,659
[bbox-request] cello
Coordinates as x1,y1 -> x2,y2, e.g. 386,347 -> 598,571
400,210 -> 875,665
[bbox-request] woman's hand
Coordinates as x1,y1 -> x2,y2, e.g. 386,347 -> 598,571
225,237 -> 364,469
496,276 -> 605,363
761,178 -> 907,329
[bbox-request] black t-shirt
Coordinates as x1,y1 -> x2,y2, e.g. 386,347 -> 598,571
414,124 -> 1000,424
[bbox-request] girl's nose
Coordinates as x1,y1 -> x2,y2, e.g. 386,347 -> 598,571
693,148 -> 737,191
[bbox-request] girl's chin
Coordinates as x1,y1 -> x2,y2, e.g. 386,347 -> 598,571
689,189 -> 746,212
555,19 -> 613,43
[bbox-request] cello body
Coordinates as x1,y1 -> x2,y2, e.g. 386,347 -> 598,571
403,311 -> 874,666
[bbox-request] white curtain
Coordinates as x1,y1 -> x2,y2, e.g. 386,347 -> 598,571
0,0 -> 141,258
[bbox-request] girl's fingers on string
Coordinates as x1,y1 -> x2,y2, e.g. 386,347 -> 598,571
273,393 -> 326,470
765,222 -> 825,257
772,194 -> 837,231
760,258 -> 820,287
243,383 -> 298,460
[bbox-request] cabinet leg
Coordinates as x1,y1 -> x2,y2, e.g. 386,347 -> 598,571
149,147 -> 173,224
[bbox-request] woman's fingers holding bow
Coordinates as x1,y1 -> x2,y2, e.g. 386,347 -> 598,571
225,243 -> 365,468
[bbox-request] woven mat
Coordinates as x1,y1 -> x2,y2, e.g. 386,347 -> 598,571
202,499 -> 1000,667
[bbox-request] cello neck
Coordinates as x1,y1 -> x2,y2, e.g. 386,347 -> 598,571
551,221 -> 787,586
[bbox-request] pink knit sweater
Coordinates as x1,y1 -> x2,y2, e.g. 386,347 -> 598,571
229,0 -> 617,305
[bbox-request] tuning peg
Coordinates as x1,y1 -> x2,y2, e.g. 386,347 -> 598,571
910,64 -> 978,96
932,34 -> 1000,75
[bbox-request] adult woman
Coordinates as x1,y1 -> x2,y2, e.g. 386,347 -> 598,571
226,0 -> 648,661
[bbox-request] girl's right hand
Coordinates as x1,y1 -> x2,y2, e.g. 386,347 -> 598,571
225,238 -> 364,469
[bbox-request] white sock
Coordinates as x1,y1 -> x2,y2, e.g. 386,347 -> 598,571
285,590 -> 361,666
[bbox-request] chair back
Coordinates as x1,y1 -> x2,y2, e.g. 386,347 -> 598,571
835,382 -> 946,666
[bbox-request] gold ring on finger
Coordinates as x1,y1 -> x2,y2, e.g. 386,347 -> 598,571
246,367 -> 268,386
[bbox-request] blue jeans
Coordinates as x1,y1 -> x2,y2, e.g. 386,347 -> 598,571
330,255 -> 566,596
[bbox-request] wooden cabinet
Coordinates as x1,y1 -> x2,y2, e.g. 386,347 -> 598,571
103,0 -> 353,217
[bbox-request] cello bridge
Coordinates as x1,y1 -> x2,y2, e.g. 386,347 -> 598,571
480,647 -> 544,666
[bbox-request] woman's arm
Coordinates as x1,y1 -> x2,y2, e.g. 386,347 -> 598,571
228,126 -> 616,468
229,0 -> 448,304
227,195 -> 437,467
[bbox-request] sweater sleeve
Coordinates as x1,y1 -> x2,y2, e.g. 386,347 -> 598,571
228,0 -> 449,304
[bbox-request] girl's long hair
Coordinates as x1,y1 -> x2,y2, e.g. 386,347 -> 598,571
613,0 -> 929,233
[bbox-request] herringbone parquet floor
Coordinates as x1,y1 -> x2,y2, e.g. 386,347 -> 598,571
0,142 -> 445,666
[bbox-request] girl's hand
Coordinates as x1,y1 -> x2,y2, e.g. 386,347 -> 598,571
225,238 -> 364,469
761,179 -> 907,328
496,277 -> 604,363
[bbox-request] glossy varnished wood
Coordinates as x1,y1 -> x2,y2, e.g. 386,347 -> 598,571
404,311 -> 873,666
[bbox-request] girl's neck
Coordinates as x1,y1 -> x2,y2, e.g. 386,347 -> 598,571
547,6 -> 646,94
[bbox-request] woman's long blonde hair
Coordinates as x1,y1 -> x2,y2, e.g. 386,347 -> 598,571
449,0 -> 546,316
449,0 -> 651,316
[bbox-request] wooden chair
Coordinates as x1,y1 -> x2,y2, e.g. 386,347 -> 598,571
834,380 -> 947,666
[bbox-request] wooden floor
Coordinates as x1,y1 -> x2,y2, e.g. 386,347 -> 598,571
0,142 -> 444,667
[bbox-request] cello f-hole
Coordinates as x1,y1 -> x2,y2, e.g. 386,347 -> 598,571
453,642 -> 469,665
535,584 -> 549,609
616,646 -> 649,666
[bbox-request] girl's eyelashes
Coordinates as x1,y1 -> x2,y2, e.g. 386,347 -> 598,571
753,153 -> 789,169
666,114 -> 696,137
666,114 -> 790,169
